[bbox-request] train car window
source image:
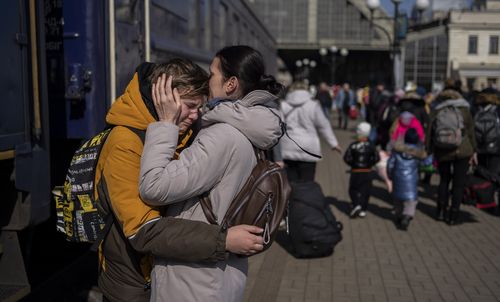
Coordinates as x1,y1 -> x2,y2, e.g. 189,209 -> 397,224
233,14 -> 239,45
188,0 -> 202,48
221,3 -> 230,47
150,0 -> 188,45
243,23 -> 248,46
203,0 -> 213,50
116,0 -> 139,24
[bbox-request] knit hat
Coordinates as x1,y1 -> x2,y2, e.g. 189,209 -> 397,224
400,111 -> 414,126
404,128 -> 419,145
356,122 -> 371,138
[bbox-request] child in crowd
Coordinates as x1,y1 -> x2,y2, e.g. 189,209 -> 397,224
390,111 -> 425,147
387,128 -> 427,230
344,122 -> 380,218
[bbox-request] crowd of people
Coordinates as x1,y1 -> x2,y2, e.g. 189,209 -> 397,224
301,78 -> 500,231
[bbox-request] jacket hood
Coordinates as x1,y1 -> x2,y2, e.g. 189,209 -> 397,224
434,94 -> 470,110
106,63 -> 157,129
393,141 -> 427,159
436,89 -> 464,101
285,89 -> 313,107
476,91 -> 500,106
201,90 -> 283,150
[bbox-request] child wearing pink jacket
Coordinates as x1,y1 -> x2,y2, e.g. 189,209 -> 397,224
391,111 -> 425,145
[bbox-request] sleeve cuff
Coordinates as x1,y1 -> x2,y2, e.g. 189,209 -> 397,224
214,226 -> 228,261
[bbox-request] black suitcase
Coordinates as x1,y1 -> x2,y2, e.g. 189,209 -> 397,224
288,181 -> 343,258
464,171 -> 497,209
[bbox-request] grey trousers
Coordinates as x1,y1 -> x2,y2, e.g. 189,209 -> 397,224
395,200 -> 418,217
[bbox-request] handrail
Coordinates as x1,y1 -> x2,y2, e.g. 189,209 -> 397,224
29,0 -> 41,140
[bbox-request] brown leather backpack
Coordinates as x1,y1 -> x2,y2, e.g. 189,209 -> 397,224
200,148 -> 291,254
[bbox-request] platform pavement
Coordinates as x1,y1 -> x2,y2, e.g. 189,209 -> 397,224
244,125 -> 500,302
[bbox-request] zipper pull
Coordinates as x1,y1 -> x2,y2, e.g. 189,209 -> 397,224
285,215 -> 290,235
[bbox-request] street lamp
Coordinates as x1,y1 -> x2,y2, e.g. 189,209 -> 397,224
295,58 -> 316,81
366,0 -> 380,10
415,0 -> 430,21
319,46 -> 349,84
366,0 -> 428,88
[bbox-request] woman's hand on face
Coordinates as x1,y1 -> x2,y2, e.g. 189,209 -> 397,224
152,74 -> 182,124
226,225 -> 264,256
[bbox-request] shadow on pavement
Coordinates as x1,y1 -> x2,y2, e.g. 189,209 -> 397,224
416,201 -> 480,224
418,182 -> 439,201
370,185 -> 393,206
329,197 -> 397,224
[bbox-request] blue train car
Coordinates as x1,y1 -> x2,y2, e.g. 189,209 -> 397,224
0,0 -> 276,300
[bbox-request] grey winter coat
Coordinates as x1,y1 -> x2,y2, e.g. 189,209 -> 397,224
387,143 -> 427,202
280,89 -> 339,162
138,90 -> 282,302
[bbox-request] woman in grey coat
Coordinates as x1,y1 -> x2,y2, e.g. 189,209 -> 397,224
139,46 -> 284,302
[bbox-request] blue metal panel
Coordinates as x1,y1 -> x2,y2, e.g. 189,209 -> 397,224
0,0 -> 29,151
63,0 -> 107,139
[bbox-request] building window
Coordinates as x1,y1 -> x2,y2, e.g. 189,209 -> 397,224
466,78 -> 476,91
468,36 -> 478,54
490,36 -> 499,54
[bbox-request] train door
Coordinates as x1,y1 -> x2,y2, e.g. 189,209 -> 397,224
58,1 -> 108,139
113,0 -> 147,99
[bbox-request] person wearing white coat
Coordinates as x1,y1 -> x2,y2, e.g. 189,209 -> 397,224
280,82 -> 342,183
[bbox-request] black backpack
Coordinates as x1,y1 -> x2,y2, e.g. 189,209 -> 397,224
288,181 -> 343,258
474,105 -> 500,154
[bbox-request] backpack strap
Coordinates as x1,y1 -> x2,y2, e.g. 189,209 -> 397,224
283,103 -> 304,118
90,126 -> 146,251
262,105 -> 322,159
200,192 -> 218,225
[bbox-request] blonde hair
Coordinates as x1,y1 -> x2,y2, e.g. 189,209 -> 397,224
147,58 -> 209,98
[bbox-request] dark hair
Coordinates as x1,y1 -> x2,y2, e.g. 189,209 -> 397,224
444,78 -> 462,94
147,58 -> 209,98
215,45 -> 284,97
404,128 -> 419,145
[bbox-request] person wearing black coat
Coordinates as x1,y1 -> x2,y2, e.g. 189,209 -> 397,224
473,87 -> 500,176
344,122 -> 380,218
316,82 -> 333,120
